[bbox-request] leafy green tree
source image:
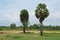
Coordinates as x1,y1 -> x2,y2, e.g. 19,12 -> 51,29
10,23 -> 16,29
35,3 -> 49,36
33,24 -> 39,29
20,9 -> 29,33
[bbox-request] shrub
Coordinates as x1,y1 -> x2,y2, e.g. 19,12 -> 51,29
10,23 -> 16,29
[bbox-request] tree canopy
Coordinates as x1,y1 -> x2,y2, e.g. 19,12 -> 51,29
35,3 -> 49,22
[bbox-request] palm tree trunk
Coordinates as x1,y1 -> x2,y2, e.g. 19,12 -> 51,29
23,26 -> 25,33
40,22 -> 43,36
23,23 -> 26,33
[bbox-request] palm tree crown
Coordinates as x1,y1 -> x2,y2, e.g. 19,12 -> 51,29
35,3 -> 49,22
20,9 -> 29,23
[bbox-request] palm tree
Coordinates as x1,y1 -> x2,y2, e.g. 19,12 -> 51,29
35,3 -> 49,36
20,9 -> 29,33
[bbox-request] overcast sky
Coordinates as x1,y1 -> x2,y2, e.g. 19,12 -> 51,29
0,0 -> 60,26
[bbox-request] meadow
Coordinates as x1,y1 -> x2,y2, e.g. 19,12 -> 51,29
0,30 -> 60,40
0,26 -> 60,40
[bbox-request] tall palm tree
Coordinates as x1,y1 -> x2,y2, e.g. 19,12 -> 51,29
20,9 -> 29,33
35,3 -> 49,36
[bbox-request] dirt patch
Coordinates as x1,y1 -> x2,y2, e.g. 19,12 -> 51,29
0,30 -> 60,34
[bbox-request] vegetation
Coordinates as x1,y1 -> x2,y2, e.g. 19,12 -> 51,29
10,23 -> 16,29
35,3 -> 49,36
0,33 -> 60,40
20,9 -> 29,33
0,25 -> 60,31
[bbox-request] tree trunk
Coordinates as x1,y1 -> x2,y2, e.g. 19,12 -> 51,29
40,22 -> 43,36
22,23 -> 26,33
23,26 -> 25,33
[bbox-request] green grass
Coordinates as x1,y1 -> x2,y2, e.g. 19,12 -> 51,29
0,33 -> 60,40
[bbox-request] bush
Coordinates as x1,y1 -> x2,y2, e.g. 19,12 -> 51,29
10,23 -> 16,29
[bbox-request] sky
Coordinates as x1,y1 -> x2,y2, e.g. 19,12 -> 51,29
0,0 -> 60,26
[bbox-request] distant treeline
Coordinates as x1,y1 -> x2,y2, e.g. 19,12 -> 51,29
0,24 -> 60,30
29,24 -> 60,30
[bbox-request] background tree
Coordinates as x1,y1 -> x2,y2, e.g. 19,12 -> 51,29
35,3 -> 49,36
10,23 -> 16,29
20,9 -> 29,33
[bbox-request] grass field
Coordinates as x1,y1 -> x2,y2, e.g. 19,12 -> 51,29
0,30 -> 60,40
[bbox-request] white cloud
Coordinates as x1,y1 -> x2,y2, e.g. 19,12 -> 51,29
0,9 -> 20,26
